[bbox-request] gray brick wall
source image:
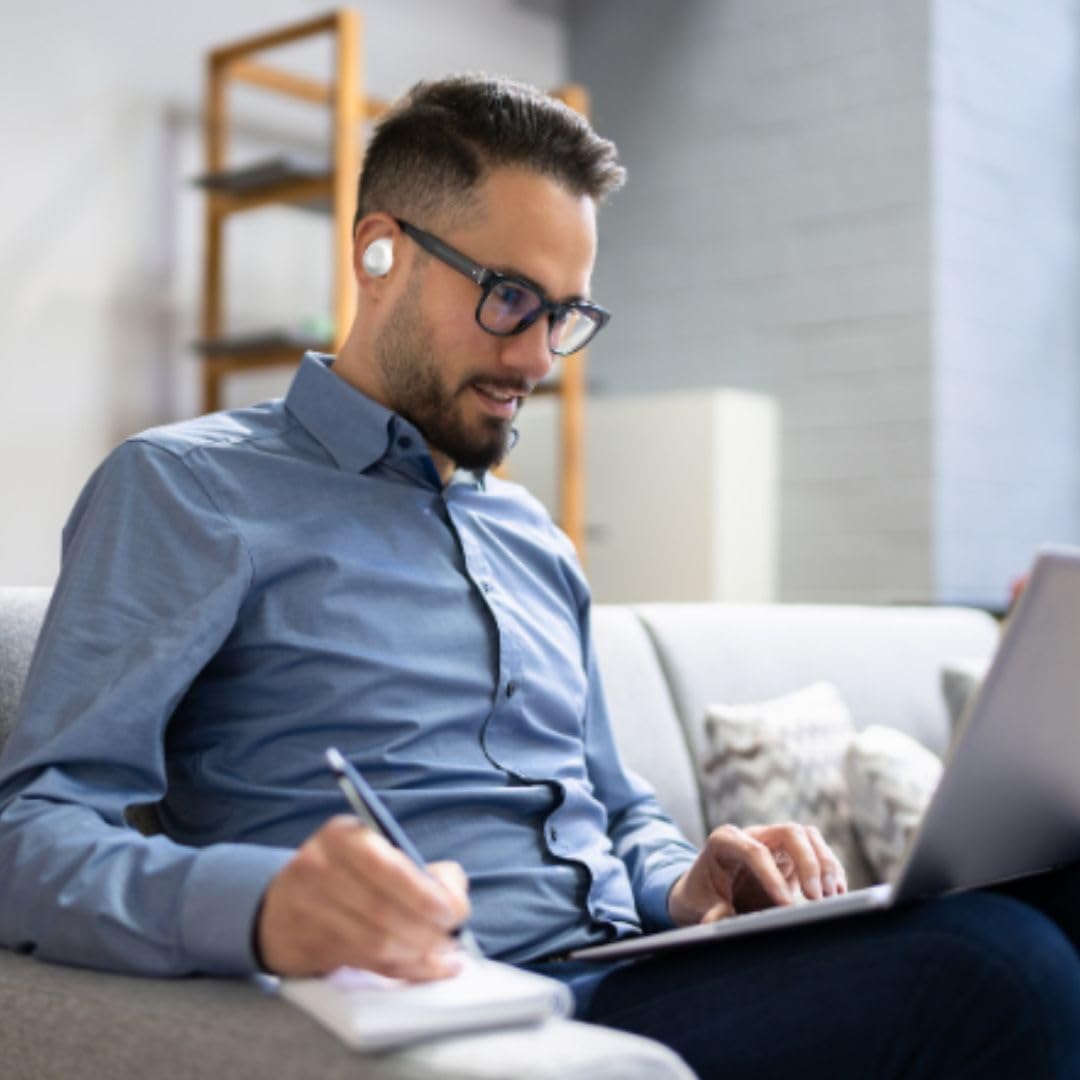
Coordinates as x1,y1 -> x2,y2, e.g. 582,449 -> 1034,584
571,0 -> 935,602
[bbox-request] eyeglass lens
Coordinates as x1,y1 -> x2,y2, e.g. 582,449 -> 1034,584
478,281 -> 601,356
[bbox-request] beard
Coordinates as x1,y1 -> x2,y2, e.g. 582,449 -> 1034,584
374,280 -> 520,473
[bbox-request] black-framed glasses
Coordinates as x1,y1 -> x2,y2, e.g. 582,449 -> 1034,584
396,218 -> 610,356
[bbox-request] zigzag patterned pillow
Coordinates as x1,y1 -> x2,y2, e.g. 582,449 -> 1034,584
700,682 -> 874,889
844,725 -> 943,882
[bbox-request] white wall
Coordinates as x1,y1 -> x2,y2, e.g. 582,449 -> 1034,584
932,0 -> 1080,606
0,0 -> 567,585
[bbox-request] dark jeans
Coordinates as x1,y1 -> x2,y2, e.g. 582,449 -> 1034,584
532,865 -> 1080,1079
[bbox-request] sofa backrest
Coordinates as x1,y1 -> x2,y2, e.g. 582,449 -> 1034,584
0,587 -> 51,755
590,607 -> 706,845
633,603 -> 1000,763
0,590 -> 999,852
0,588 -> 711,848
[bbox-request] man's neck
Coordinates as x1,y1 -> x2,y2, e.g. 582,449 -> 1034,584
332,335 -> 458,486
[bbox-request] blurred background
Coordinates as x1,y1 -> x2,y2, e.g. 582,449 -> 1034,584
2,0 -> 1078,610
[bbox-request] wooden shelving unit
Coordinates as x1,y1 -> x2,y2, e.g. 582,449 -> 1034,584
196,10 -> 382,413
195,11 -> 590,555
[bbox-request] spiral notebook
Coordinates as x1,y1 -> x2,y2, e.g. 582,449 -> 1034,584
278,956 -> 572,1051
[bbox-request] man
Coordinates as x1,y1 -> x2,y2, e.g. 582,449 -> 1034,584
2,75 -> 1079,1077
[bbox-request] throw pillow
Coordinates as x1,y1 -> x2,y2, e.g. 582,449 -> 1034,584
700,682 -> 874,889
845,724 -> 943,882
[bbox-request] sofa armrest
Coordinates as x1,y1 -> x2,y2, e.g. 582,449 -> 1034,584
0,950 -> 693,1080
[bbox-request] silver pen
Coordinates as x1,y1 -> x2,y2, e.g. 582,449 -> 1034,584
325,747 -> 484,958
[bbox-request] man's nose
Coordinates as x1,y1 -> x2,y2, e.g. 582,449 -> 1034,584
498,318 -> 554,384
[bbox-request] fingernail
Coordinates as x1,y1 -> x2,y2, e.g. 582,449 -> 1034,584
805,876 -> 822,900
822,874 -> 836,896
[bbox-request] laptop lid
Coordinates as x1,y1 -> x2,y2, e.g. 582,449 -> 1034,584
895,547 -> 1080,902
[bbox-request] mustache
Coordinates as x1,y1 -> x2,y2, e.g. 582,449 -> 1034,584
465,376 -> 535,397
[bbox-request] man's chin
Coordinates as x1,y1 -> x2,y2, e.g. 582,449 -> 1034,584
437,420 -> 513,474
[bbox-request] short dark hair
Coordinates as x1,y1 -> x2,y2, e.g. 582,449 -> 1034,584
354,74 -> 625,229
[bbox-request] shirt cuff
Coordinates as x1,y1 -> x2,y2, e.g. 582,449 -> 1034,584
178,842 -> 294,975
636,854 -> 696,931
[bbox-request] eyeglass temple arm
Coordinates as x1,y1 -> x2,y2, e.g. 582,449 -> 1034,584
396,219 -> 490,287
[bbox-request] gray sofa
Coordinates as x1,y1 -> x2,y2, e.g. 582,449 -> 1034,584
0,587 -> 999,1079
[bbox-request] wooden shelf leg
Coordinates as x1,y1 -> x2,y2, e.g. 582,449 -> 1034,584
332,9 -> 361,351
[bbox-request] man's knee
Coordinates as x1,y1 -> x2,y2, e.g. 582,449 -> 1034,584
897,892 -> 1080,1076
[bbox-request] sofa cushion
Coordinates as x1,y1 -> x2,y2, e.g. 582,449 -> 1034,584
700,682 -> 874,888
845,725 -> 943,883
592,607 -> 705,846
0,950 -> 693,1080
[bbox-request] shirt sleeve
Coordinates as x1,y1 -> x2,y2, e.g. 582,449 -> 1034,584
0,439 -> 293,975
577,601 -> 699,932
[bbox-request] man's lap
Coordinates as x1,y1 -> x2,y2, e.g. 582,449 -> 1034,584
534,872 -> 1080,1078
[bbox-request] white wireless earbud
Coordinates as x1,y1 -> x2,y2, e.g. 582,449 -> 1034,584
362,237 -> 394,277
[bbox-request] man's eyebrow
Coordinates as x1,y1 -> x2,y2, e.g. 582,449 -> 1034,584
490,264 -> 588,304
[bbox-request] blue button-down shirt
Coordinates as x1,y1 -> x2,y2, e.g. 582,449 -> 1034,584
0,354 -> 697,975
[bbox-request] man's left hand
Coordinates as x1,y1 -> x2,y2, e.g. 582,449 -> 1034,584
667,822 -> 848,927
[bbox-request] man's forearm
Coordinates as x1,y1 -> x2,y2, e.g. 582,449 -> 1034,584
0,793 -> 291,975
606,795 -> 698,929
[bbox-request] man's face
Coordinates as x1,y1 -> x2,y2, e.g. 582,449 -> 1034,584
372,168 -> 598,476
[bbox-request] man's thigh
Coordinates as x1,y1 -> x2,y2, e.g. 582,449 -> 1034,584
996,861 -> 1080,950
539,891 -> 1080,1079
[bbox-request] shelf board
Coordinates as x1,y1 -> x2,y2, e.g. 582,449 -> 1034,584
532,382 -> 564,397
193,330 -> 331,369
193,155 -> 334,215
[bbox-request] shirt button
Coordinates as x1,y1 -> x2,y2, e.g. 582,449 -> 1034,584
480,581 -> 493,593
506,681 -> 517,698
397,435 -> 413,449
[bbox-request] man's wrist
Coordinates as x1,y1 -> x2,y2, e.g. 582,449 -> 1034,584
178,842 -> 293,975
667,869 -> 698,927
250,892 -> 271,973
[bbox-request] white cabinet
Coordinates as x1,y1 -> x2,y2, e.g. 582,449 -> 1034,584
509,388 -> 779,603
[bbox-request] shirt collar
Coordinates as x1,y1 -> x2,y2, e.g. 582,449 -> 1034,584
284,352 -> 486,490
285,353 -> 398,473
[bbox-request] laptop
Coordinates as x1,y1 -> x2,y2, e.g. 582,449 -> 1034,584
569,546 -> 1080,962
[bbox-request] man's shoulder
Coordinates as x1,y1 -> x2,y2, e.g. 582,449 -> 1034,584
126,400 -> 291,463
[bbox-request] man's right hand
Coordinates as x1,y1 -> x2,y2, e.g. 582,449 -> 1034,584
255,815 -> 471,980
